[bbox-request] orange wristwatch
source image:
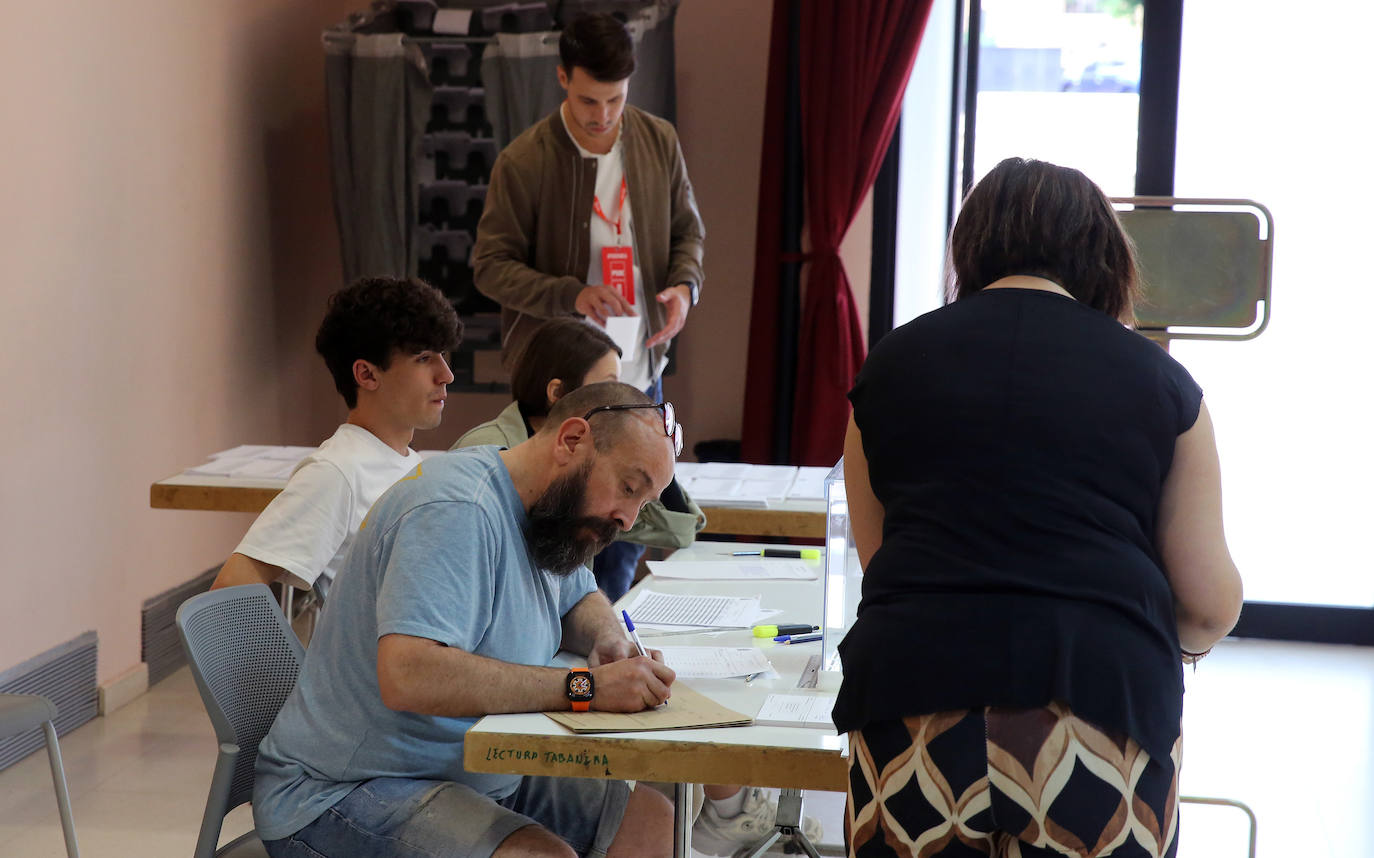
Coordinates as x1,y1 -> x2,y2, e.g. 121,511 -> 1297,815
565,668 -> 594,712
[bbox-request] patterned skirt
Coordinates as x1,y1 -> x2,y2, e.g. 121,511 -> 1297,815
846,702 -> 1180,857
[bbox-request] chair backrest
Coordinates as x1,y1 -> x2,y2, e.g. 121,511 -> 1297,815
177,584 -> 304,815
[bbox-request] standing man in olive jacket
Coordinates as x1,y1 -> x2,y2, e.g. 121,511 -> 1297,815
472,11 -> 705,600
472,12 -> 704,397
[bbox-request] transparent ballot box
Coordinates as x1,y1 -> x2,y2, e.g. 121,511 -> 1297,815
820,458 -> 863,671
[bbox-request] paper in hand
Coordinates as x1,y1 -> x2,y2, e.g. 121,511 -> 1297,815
603,315 -> 643,364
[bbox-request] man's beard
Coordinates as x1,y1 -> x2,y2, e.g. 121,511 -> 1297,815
527,460 -> 619,576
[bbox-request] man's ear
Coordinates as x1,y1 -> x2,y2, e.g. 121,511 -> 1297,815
354,359 -> 382,392
552,416 -> 592,465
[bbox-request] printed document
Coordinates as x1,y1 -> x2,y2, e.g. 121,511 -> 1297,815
657,646 -> 773,679
646,560 -> 818,581
623,590 -> 763,628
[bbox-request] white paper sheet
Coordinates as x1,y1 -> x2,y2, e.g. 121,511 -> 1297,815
657,647 -> 773,679
259,446 -> 318,461
185,455 -> 262,477
603,315 -> 643,365
785,467 -> 831,501
208,444 -> 274,460
753,693 -> 837,729
227,457 -> 301,480
696,462 -> 755,479
623,590 -> 762,628
672,461 -> 704,479
646,560 -> 817,581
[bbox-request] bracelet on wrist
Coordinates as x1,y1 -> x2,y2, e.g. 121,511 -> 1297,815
1180,648 -> 1212,670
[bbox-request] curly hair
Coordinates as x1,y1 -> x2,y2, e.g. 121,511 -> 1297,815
315,277 -> 463,409
947,157 -> 1139,324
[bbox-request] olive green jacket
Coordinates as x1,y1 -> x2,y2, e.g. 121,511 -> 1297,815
451,401 -> 707,549
472,105 -> 705,367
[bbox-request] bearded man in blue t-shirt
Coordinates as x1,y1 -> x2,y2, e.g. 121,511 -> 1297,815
253,381 -> 681,858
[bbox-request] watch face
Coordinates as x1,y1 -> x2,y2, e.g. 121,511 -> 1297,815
568,673 -> 593,700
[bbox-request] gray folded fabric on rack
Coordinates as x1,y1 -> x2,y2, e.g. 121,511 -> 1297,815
323,30 -> 433,282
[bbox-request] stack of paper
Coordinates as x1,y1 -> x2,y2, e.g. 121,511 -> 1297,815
645,560 -> 817,581
183,443 -> 450,481
674,463 -> 798,508
784,467 -> 832,502
753,693 -> 837,729
657,647 -> 773,679
622,590 -> 767,628
185,445 -> 314,480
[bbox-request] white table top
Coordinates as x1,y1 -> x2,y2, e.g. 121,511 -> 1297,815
462,542 -> 848,792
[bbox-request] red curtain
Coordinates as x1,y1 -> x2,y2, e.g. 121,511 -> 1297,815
791,0 -> 933,465
741,0 -> 933,466
739,1 -> 794,465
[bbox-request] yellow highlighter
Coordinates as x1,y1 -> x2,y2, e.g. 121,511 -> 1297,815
727,548 -> 821,559
753,624 -> 820,638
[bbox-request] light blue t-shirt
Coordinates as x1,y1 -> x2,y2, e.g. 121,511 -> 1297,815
252,446 -> 597,841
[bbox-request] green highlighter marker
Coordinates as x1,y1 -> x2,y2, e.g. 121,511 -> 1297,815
753,623 -> 820,638
726,548 -> 821,560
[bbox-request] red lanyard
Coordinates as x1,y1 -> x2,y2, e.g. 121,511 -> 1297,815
592,177 -> 628,241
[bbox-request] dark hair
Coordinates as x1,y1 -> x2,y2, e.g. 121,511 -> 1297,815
315,277 -> 462,409
558,13 -> 635,82
543,381 -> 653,453
510,318 -> 621,419
947,157 -> 1139,324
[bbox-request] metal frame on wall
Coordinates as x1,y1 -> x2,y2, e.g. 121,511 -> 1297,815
865,0 -> 1374,645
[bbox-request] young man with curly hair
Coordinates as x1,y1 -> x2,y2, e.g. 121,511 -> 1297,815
211,276 -> 462,600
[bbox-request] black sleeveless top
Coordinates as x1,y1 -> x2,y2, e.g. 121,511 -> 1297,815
833,288 -> 1202,762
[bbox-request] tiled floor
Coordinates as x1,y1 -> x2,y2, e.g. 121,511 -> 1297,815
0,636 -> 1369,857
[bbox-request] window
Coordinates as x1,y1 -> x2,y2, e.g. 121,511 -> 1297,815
1169,0 -> 1374,608
971,0 -> 1142,195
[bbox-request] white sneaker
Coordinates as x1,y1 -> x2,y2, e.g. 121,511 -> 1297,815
691,787 -> 824,857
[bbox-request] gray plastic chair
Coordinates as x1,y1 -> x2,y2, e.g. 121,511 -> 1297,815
177,584 -> 304,858
0,693 -> 80,857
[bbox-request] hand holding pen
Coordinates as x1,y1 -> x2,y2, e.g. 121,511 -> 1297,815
622,610 -> 649,658
620,610 -> 670,707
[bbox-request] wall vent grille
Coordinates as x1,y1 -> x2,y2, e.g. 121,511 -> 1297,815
0,631 -> 98,772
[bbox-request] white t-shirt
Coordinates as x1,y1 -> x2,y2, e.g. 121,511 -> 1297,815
233,423 -> 423,595
562,106 -> 664,391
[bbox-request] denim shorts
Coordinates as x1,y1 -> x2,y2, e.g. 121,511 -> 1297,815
263,775 -> 630,858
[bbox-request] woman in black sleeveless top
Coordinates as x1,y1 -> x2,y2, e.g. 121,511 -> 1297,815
836,158 -> 1242,858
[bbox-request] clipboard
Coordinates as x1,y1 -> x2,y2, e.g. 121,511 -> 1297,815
545,683 -> 752,734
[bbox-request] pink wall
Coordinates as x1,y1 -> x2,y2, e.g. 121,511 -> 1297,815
1,0 -> 355,683
0,0 -> 874,685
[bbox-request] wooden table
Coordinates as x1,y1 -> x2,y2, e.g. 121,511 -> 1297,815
463,542 -> 846,857
150,473 -> 827,539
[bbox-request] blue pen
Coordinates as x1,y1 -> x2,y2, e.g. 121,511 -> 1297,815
621,610 -> 649,658
777,633 -> 823,645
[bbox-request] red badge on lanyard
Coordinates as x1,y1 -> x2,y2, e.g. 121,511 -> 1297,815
594,178 -> 634,305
